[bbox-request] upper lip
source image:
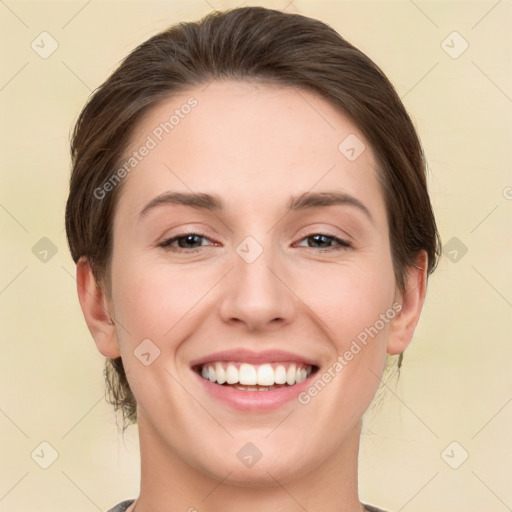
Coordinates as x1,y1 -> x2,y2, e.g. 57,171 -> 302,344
189,349 -> 319,368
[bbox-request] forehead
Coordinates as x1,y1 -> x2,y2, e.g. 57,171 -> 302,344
116,80 -> 385,223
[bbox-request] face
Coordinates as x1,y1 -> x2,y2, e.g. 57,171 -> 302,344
100,80 -> 407,484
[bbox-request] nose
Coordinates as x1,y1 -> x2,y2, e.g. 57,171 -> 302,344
218,243 -> 297,331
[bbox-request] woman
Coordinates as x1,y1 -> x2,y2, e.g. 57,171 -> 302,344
65,6 -> 441,512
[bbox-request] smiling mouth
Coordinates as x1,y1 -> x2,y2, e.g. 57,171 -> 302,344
194,362 -> 318,391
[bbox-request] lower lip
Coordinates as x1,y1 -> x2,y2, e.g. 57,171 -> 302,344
194,371 -> 314,412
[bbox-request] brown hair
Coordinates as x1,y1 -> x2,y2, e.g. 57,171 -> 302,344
65,6 -> 441,426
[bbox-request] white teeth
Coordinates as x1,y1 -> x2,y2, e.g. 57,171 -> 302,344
296,368 -> 307,383
239,363 -> 257,385
235,385 -> 259,391
257,364 -> 274,386
226,364 -> 238,384
274,365 -> 287,384
198,361 -> 313,388
215,362 -> 226,384
286,364 -> 296,385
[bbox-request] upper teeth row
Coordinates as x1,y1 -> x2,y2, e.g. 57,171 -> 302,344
200,362 -> 312,386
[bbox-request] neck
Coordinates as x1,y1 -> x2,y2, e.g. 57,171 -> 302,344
132,416 -> 365,512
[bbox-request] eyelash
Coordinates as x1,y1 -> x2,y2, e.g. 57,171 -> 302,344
158,232 -> 352,253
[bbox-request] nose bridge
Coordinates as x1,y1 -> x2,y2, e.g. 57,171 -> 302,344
218,235 -> 295,329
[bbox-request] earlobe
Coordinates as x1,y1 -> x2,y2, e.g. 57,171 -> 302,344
387,251 -> 429,356
76,257 -> 121,358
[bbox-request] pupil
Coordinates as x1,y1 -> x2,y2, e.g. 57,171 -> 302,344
179,235 -> 201,248
310,235 -> 330,248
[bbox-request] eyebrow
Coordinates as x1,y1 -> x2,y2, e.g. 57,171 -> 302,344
288,191 -> 373,222
139,190 -> 373,223
140,192 -> 222,216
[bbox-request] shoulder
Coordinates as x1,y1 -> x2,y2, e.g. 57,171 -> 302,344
106,500 -> 135,512
363,504 -> 391,512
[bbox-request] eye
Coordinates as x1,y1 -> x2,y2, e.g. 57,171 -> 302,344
158,232 -> 351,253
159,233 -> 216,252
295,233 -> 351,251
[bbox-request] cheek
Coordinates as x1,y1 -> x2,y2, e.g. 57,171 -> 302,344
111,257 -> 210,337
296,257 -> 396,341
108,257 -> 224,400
295,256 -> 396,406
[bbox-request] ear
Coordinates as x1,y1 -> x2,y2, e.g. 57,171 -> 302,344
76,256 -> 121,358
387,251 -> 428,356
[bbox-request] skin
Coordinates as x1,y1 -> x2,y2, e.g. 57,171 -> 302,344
77,80 -> 428,512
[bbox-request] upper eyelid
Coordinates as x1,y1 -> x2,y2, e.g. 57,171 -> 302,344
159,232 -> 217,247
294,233 -> 351,248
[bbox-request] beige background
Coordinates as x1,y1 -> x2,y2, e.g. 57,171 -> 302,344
1,1 -> 511,511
